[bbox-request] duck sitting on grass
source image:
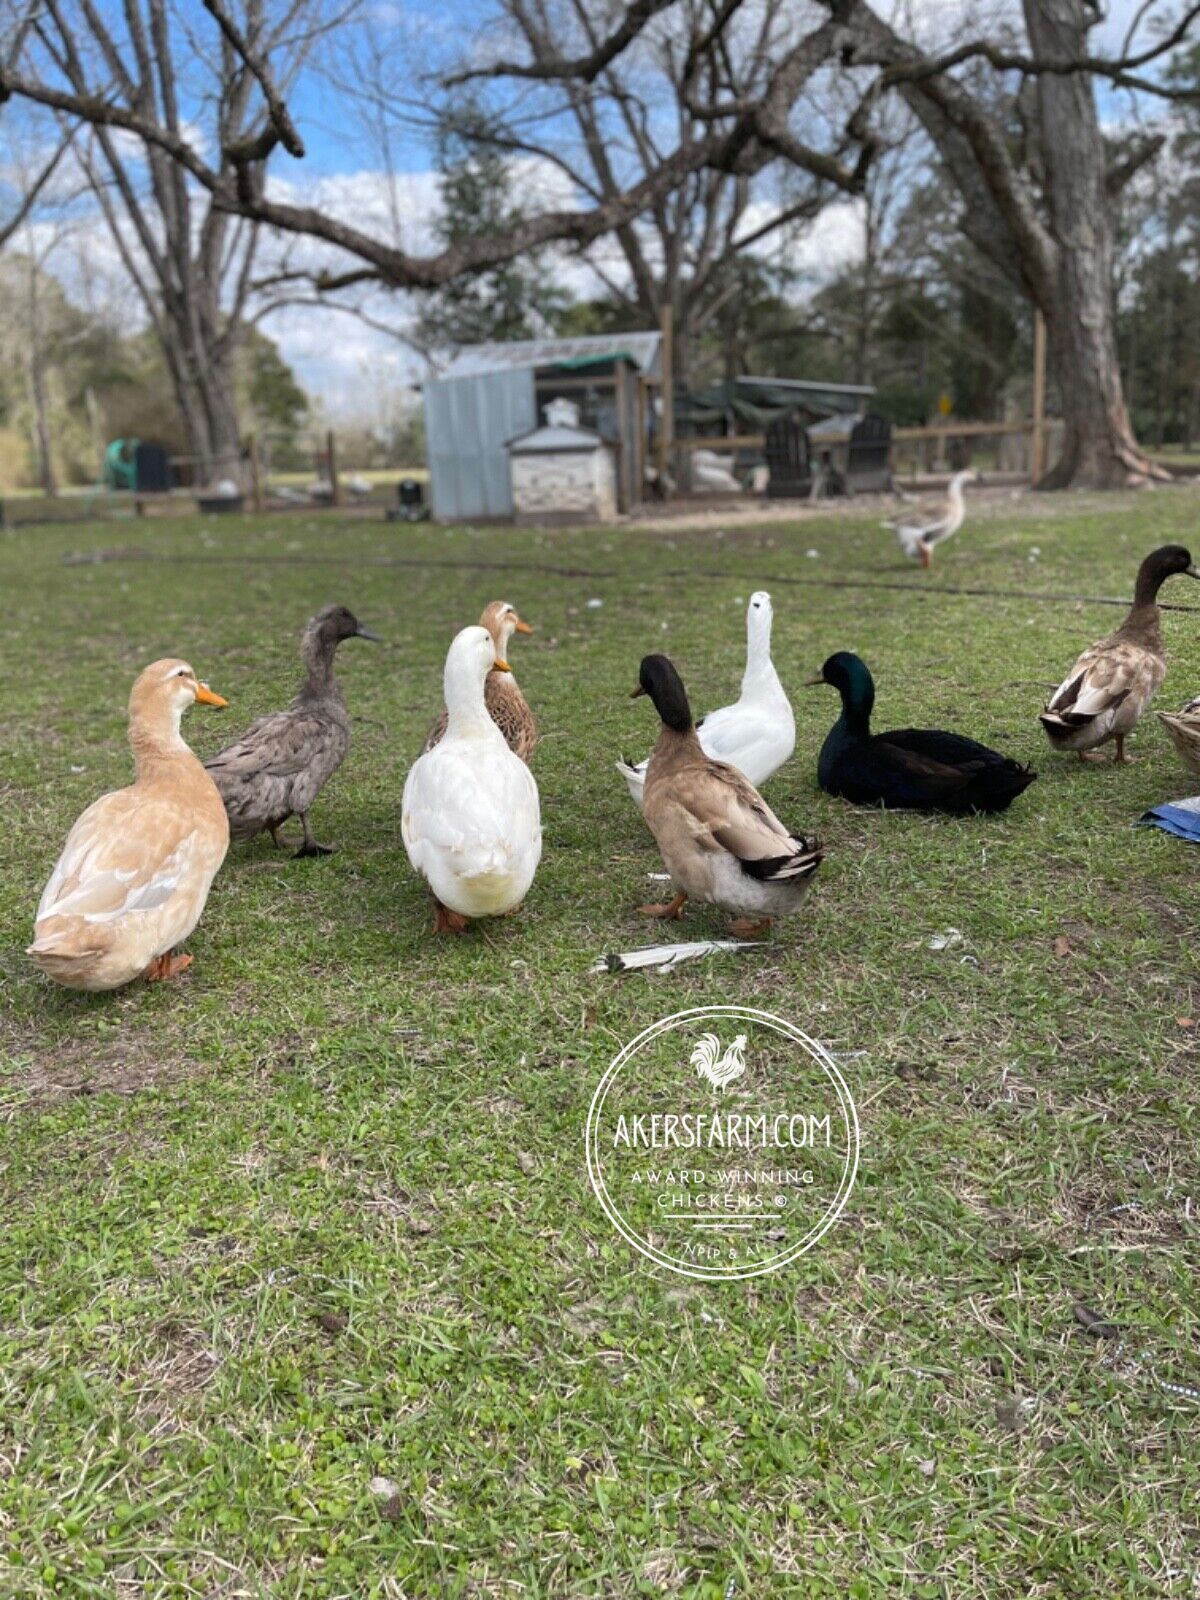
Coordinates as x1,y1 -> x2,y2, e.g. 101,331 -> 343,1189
810,652 -> 1036,814
1040,545 -> 1199,764
633,654 -> 821,938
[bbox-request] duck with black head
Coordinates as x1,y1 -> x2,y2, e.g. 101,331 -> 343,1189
1040,545 -> 1199,763
810,652 -> 1036,814
632,654 -> 821,938
205,604 -> 381,855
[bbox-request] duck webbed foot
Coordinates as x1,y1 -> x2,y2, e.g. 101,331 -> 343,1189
143,951 -> 194,982
728,917 -> 772,938
638,892 -> 687,920
294,813 -> 335,857
1077,750 -> 1108,764
1114,736 -> 1135,764
433,900 -> 469,935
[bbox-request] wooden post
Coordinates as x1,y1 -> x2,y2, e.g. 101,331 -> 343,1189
1031,309 -> 1047,484
658,304 -> 674,482
248,433 -> 264,514
327,428 -> 342,508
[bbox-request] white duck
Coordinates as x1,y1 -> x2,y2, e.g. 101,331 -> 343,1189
617,591 -> 794,808
884,469 -> 978,567
28,659 -> 230,990
402,626 -> 542,933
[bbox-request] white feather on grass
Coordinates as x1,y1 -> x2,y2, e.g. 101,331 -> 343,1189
590,939 -> 767,974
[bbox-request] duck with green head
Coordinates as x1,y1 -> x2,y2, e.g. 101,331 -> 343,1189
810,652 -> 1036,814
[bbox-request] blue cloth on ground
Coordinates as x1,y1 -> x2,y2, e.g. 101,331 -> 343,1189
1140,794 -> 1200,842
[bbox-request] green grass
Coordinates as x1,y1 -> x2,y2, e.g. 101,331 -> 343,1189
1,492 -> 1199,1598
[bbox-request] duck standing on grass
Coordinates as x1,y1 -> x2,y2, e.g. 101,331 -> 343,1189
632,654 -> 821,938
28,660 -> 230,990
618,591 -> 794,806
205,604 -> 380,855
403,626 -> 542,934
1040,545 -> 1199,763
811,652 -> 1036,814
883,469 -> 978,567
424,601 -> 537,761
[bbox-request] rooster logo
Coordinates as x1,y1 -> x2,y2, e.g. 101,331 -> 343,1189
690,1032 -> 748,1092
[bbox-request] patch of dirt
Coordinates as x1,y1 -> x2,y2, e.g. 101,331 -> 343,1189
0,1022 -> 203,1113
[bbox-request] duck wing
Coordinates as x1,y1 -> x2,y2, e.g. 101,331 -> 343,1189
676,760 -> 821,882
206,707 -> 341,781
1040,639 -> 1158,738
36,787 -> 222,923
826,728 -> 1034,813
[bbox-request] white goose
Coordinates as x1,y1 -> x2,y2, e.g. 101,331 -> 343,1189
402,626 -> 542,933
884,469 -> 978,567
617,591 -> 794,808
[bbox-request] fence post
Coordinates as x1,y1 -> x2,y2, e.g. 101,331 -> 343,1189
248,434 -> 264,514
327,429 -> 342,508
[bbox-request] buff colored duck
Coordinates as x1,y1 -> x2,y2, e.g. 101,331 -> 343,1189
883,470 -> 978,566
633,654 -> 821,937
618,591 -> 794,807
28,659 -> 230,991
424,601 -> 536,761
1041,545 -> 1199,762
403,626 -> 542,934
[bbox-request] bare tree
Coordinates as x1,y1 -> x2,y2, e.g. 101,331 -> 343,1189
0,0 -> 329,484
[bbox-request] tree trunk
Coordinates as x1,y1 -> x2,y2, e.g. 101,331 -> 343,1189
25,264 -> 56,497
158,293 -> 243,487
1023,0 -> 1166,488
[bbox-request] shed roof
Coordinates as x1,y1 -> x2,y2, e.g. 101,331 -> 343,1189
507,422 -> 610,455
440,331 -> 662,380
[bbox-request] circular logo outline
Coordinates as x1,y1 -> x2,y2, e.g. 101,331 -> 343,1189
585,1004 -> 860,1282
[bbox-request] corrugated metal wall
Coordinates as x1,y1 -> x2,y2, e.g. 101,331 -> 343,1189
424,370 -> 537,521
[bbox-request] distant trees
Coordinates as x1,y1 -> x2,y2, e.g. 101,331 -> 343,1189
2,0 -> 1197,487
0,0 -> 327,486
414,115 -> 571,352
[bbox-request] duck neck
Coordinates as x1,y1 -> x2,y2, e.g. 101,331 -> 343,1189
947,475 -> 966,509
298,628 -> 340,701
446,666 -> 499,740
1121,563 -> 1169,640
742,612 -> 776,694
835,674 -> 874,739
129,701 -> 192,777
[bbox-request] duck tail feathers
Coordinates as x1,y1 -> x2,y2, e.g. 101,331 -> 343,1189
740,836 -> 823,883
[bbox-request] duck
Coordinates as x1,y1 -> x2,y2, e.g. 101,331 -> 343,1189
402,625 -> 542,934
882,469 -> 978,567
1156,695 -> 1200,782
204,604 -> 380,855
424,601 -> 536,761
810,651 -> 1036,813
28,659 -> 230,991
1040,545 -> 1199,763
617,592 -> 794,807
633,654 -> 822,937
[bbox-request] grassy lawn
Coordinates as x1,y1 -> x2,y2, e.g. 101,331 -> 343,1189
1,489 -> 1199,1598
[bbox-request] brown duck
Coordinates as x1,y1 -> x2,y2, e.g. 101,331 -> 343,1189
633,654 -> 822,937
1040,545 -> 1198,762
205,604 -> 380,855
424,601 -> 536,761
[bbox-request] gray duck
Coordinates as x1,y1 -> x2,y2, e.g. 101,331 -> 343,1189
205,604 -> 380,856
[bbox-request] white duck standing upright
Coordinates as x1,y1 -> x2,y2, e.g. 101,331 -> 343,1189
884,469 -> 978,567
617,591 -> 794,808
28,659 -> 230,990
402,626 -> 542,934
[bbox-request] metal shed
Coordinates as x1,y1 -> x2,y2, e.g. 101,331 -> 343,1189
423,332 -> 662,522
